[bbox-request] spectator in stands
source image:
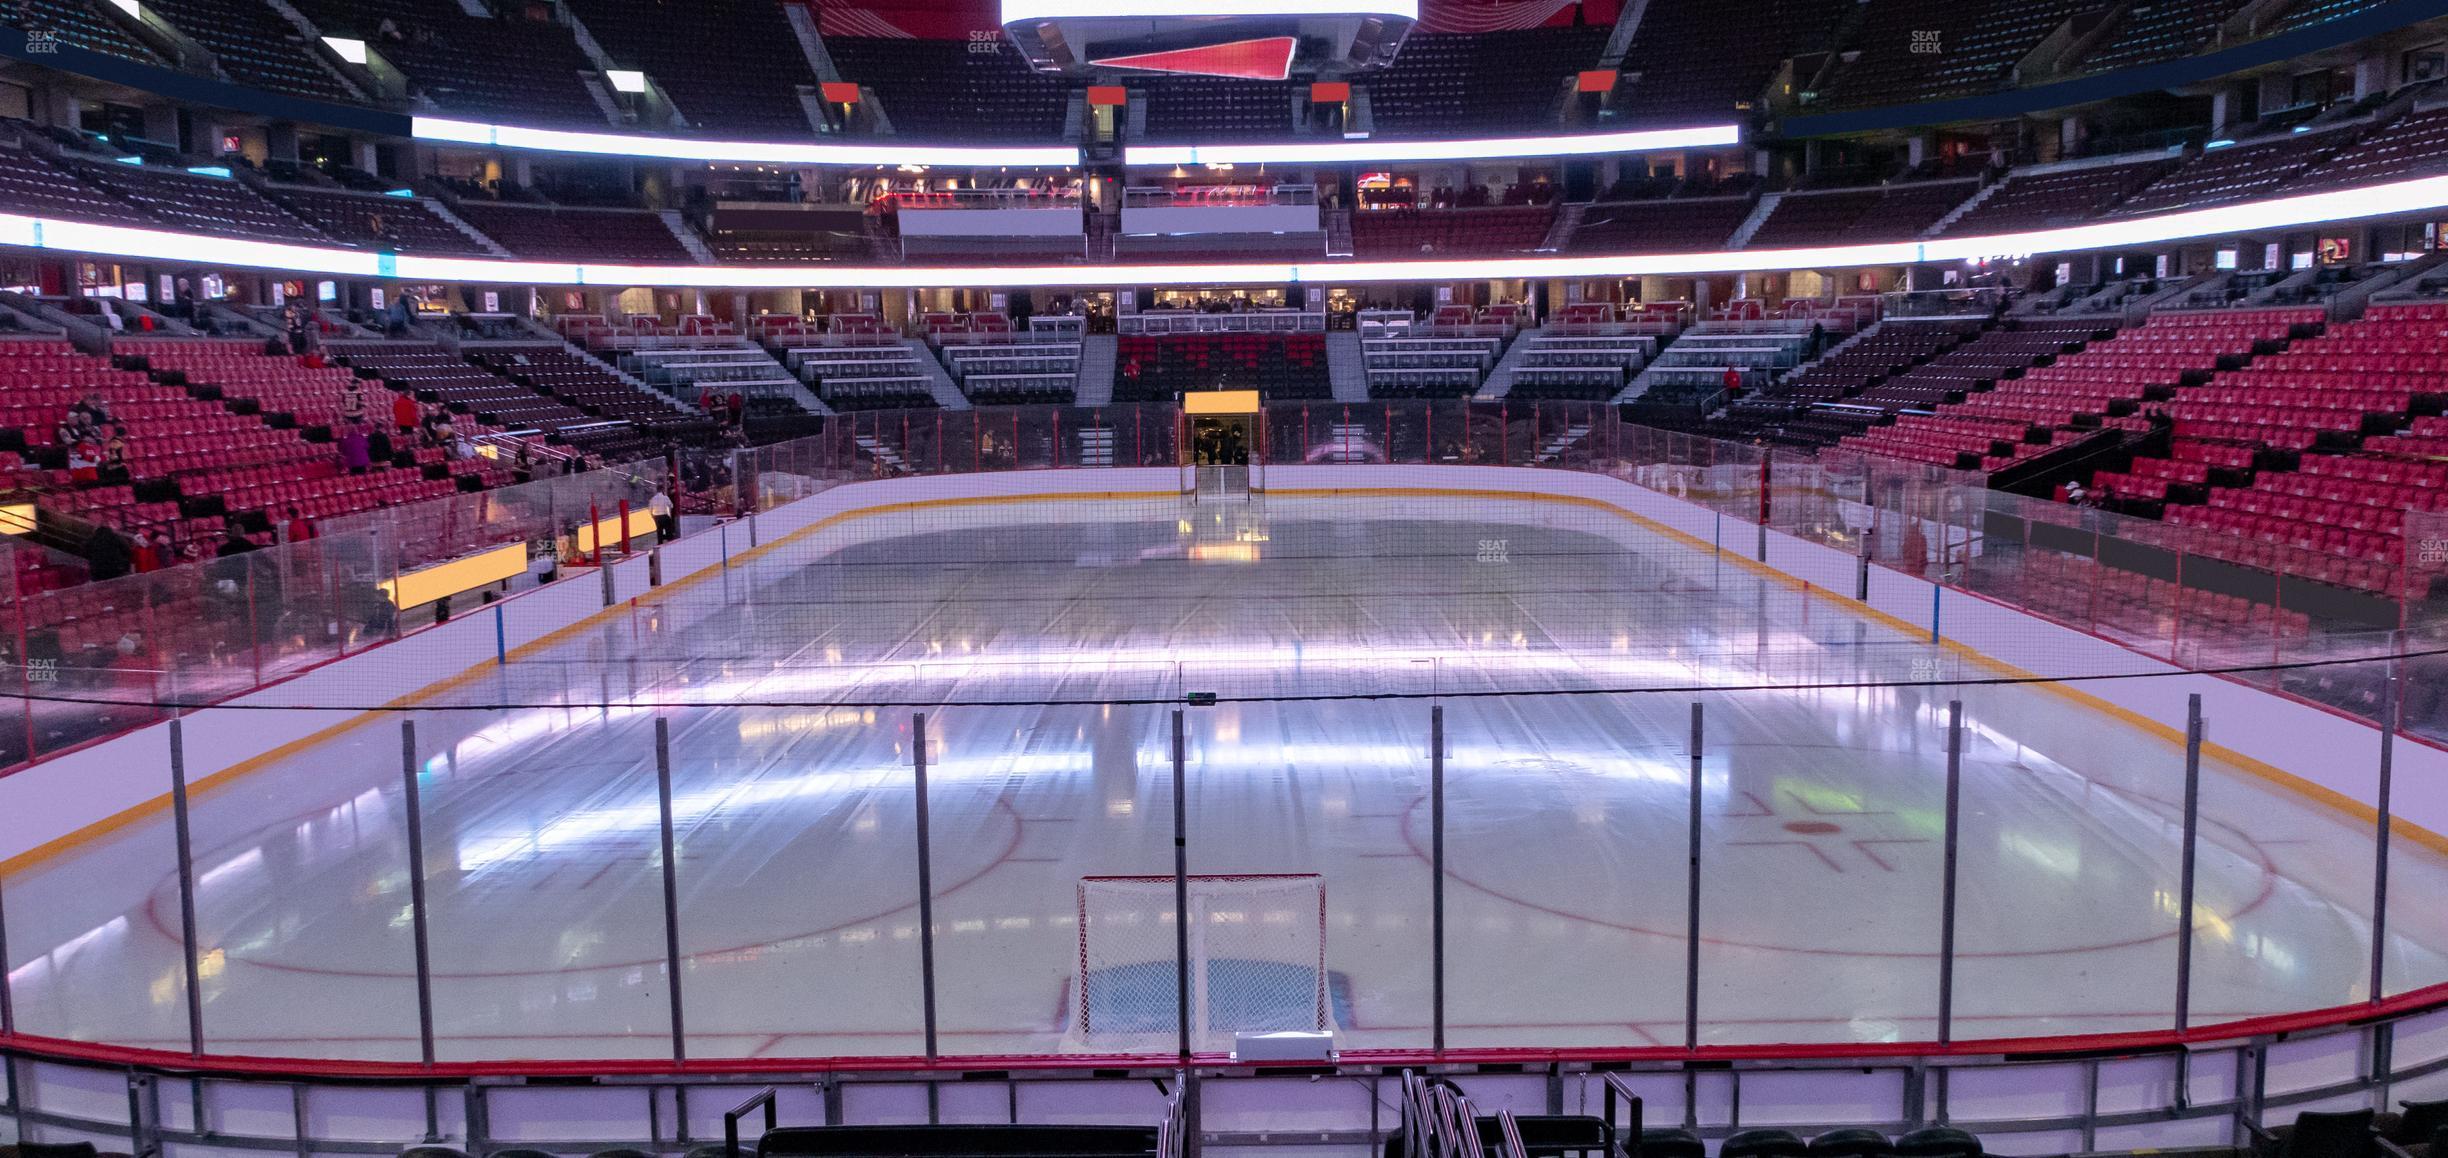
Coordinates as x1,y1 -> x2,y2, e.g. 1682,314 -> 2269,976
1722,365 -> 1743,398
83,524 -> 132,582
366,421 -> 394,465
340,382 -> 368,425
2064,480 -> 2089,506
133,529 -> 168,573
338,422 -> 372,475
284,302 -> 315,354
727,392 -> 745,427
173,278 -> 195,321
65,436 -> 100,484
111,627 -> 152,672
209,528 -> 279,645
649,489 -> 675,543
451,432 -> 477,461
284,507 -> 314,545
512,443 -> 534,484
100,427 -> 129,484
392,391 -> 420,435
72,393 -> 111,429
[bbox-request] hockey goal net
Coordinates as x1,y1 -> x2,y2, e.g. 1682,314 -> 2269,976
1073,874 -> 1329,1052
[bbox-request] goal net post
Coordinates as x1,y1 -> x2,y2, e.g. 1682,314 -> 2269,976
1073,873 -> 1330,1053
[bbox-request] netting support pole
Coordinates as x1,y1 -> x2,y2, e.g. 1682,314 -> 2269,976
1756,450 -> 1771,562
1937,701 -> 1964,1051
1171,707 -> 1202,1158
399,720 -> 438,1073
1172,708 -> 1191,1063
913,712 -> 941,1061
1683,702 -> 1703,1056
1430,705 -> 1446,1056
246,565 -> 262,688
1856,526 -> 1873,602
14,588 -> 34,764
655,717 -> 688,1066
0,810 -> 14,1036
2175,693 -> 2204,1032
2370,642 -> 2399,1004
168,718 -> 205,1058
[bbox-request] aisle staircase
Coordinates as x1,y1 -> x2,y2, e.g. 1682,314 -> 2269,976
1613,346 -> 1671,403
1326,331 -> 1370,402
426,198 -> 514,257
1480,329 -> 1549,398
910,343 -> 970,410
659,210 -> 717,263
1536,203 -> 1584,252
1075,333 -> 1118,406
1533,418 -> 1595,463
1074,421 -> 1117,466
1728,195 -> 1783,249
1770,320 -> 1882,390
853,430 -> 908,473
1317,422 -> 1372,462
1923,180 -> 2003,236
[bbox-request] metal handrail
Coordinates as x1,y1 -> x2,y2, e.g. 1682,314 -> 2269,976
1599,1075 -> 1642,1158
1497,1110 -> 1530,1158
723,1087 -> 779,1158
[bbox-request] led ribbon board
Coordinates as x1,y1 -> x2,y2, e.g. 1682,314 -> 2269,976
412,117 -> 1082,168
1126,124 -> 1745,165
3,173 -> 2444,288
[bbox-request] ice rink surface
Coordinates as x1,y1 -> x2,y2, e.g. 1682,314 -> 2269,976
9,492 -> 2445,1063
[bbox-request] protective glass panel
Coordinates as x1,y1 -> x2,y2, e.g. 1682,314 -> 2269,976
927,701 -> 1174,1061
1947,681 -> 2181,1041
1695,573 -> 1945,1047
671,706 -> 926,1061
2,717 -> 191,1052
1183,698 -> 1431,1056
413,695 -> 671,1061
1444,690 -> 1688,1051
190,709 -> 422,1061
